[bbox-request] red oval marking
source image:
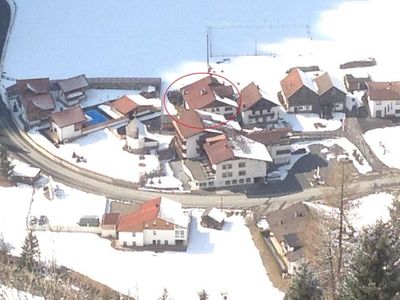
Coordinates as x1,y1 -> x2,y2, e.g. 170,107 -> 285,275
162,72 -> 242,130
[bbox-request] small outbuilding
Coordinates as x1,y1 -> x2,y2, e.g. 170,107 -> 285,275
11,161 -> 41,185
78,215 -> 100,227
201,207 -> 225,230
101,213 -> 120,238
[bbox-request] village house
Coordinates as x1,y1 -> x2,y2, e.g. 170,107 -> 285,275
245,128 -> 293,165
183,133 -> 272,189
240,82 -> 280,127
366,81 -> 400,118
110,95 -> 158,119
279,68 -> 319,114
264,202 -> 312,275
50,106 -> 87,143
172,110 -> 208,159
344,74 -> 372,93
180,76 -> 238,117
125,119 -> 158,154
101,197 -> 190,249
56,74 -> 89,106
201,207 -> 225,230
315,72 -> 347,119
11,161 -> 41,186
8,78 -> 55,127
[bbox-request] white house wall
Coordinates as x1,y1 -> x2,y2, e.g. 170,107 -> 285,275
214,158 -> 267,187
368,98 -> 400,118
242,107 -> 279,126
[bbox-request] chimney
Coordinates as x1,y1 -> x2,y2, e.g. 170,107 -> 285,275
200,89 -> 208,96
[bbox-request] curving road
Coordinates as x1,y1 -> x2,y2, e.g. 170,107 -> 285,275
1,0 -> 400,210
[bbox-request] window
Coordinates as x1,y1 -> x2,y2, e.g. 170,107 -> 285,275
225,180 -> 231,185
396,109 -> 400,114
211,108 -> 215,112
225,106 -> 233,111
239,170 -> 246,176
157,240 -> 161,245
276,149 -> 291,155
216,107 -> 220,111
132,232 -> 136,237
228,172 -> 233,177
152,221 -> 157,225
258,117 -> 263,122
376,101 -> 382,105
153,231 -> 157,236
164,240 -> 168,245
252,110 -> 256,115
259,110 -> 263,114
222,165 -> 227,170
238,162 -> 246,168
222,173 -> 227,178
246,178 -> 251,183
152,240 -> 156,245
123,241 -> 127,247
175,230 -> 185,238
144,223 -> 149,228
239,179 -> 244,184
227,164 -> 232,169
232,179 -> 237,184
208,181 -> 214,186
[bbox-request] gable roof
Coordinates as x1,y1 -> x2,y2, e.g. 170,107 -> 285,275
181,76 -> 236,109
246,128 -> 293,146
51,106 -> 87,128
16,78 -> 50,95
102,213 -> 120,226
315,72 -> 347,95
367,81 -> 400,101
58,74 -> 89,93
240,82 -> 278,110
117,197 -> 188,232
280,68 -> 318,99
111,96 -> 139,115
172,109 -> 205,139
203,136 -> 235,164
203,207 -> 225,223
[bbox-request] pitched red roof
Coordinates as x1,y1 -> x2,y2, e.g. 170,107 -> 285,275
16,78 -> 50,95
367,81 -> 400,101
117,198 -> 161,232
111,96 -> 139,115
246,128 -> 293,146
280,68 -> 317,99
181,76 -> 235,109
172,110 -> 204,139
51,106 -> 87,128
203,136 -> 235,164
102,213 -> 120,226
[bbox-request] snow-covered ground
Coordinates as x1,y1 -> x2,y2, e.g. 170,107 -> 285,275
281,112 -> 344,132
363,126 -> 400,169
0,183 -> 283,300
348,193 -> 393,231
28,128 -> 161,183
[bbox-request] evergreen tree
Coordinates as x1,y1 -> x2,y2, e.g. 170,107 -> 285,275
158,288 -> 171,300
198,289 -> 209,300
286,264 -> 323,300
21,229 -> 40,272
0,144 -> 13,179
343,221 -> 400,300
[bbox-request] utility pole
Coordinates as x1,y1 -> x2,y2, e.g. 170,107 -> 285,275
206,30 -> 210,72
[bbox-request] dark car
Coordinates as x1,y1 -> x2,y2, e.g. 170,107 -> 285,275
38,215 -> 49,225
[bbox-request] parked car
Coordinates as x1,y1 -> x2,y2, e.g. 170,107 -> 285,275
38,215 -> 49,225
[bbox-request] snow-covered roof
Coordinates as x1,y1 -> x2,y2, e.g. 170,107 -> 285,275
12,160 -> 41,178
215,94 -> 238,107
204,207 -> 225,223
196,109 -> 241,131
159,197 -> 189,228
298,69 -> 318,93
126,94 -> 161,108
230,135 -> 272,162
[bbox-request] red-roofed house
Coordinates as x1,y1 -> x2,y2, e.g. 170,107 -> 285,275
56,74 -> 89,106
50,106 -> 87,142
172,110 -> 208,159
240,82 -> 280,127
279,68 -> 319,113
180,76 -> 237,117
110,95 -> 156,118
113,197 -> 190,248
366,81 -> 400,118
10,78 -> 56,127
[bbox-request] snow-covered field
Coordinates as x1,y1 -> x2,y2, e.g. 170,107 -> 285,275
0,183 -> 283,300
363,126 -> 400,169
28,128 -> 160,183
